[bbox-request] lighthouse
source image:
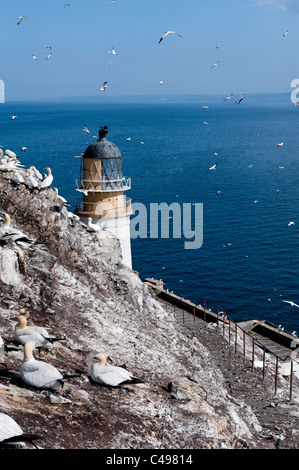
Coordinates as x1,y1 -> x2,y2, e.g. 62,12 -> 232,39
75,126 -> 133,269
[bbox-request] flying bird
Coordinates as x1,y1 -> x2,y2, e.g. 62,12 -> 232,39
283,31 -> 289,37
11,116 -> 17,120
216,41 -> 222,49
282,300 -> 299,308
107,47 -> 117,55
235,95 -> 243,105
208,164 -> 217,171
17,16 -> 26,25
287,221 -> 295,227
99,81 -> 108,92
277,142 -> 284,147
223,94 -> 233,101
83,124 -> 90,133
32,55 -> 38,61
210,61 -> 220,69
158,31 -> 182,44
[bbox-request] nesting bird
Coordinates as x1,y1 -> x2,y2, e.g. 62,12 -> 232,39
26,168 -> 39,189
40,167 -> 53,189
13,315 -> 65,348
20,341 -> 64,389
0,213 -> 35,246
87,217 -> 101,232
87,353 -> 143,387
0,413 -> 42,449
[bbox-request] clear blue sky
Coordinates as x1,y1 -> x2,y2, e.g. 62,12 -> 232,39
0,0 -> 298,100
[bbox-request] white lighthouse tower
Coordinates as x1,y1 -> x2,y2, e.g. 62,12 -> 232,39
75,126 -> 133,269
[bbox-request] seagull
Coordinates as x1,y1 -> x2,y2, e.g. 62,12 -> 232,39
287,221 -> 295,227
40,167 -> 53,189
158,31 -> 182,44
208,164 -> 217,171
107,47 -> 117,55
282,300 -> 299,308
277,142 -> 284,147
99,81 -> 108,92
283,31 -> 289,37
86,353 -> 143,387
13,315 -> 65,348
210,61 -> 220,69
87,217 -> 101,232
20,341 -> 64,389
0,414 -> 42,449
17,16 -> 26,25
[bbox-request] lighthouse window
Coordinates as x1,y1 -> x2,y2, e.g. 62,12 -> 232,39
101,158 -> 123,190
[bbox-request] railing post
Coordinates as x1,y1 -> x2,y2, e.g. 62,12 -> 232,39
290,361 -> 293,403
275,357 -> 279,395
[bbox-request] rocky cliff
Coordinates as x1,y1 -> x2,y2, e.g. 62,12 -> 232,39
0,165 -> 295,450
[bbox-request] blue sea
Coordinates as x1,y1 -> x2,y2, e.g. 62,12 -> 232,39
0,97 -> 298,333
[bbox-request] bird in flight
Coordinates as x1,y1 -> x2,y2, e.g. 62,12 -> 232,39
17,16 -> 26,25
216,41 -> 222,49
11,116 -> 17,120
99,81 -> 108,92
32,55 -> 38,61
83,125 -> 90,134
283,300 -> 299,308
158,31 -> 182,44
107,47 -> 117,55
277,142 -> 284,147
287,221 -> 295,227
210,61 -> 220,69
224,93 -> 233,102
283,31 -> 289,37
235,95 -> 243,105
160,80 -> 164,86
208,164 -> 217,171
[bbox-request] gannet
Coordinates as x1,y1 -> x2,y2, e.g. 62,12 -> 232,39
277,142 -> 284,147
26,168 -> 39,189
29,166 -> 43,180
17,16 -> 26,25
287,221 -> 295,227
282,300 -> 299,308
11,168 -> 25,185
107,47 -> 117,55
0,213 -> 35,246
235,95 -> 243,105
32,55 -> 38,61
0,413 -> 42,449
99,81 -> 108,92
40,167 -> 53,189
158,31 -> 182,44
5,149 -> 17,158
87,217 -> 101,232
210,61 -> 220,69
83,124 -> 90,133
53,187 -> 70,205
208,164 -> 217,171
11,116 -> 17,120
20,341 -> 64,389
283,31 -> 289,37
13,315 -> 65,348
87,353 -> 143,387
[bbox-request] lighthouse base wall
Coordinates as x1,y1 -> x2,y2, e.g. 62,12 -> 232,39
80,215 -> 132,270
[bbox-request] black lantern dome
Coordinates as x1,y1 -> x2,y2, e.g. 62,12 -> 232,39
84,126 -> 122,160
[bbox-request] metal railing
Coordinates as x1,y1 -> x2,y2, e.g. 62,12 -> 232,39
158,291 -> 298,402
75,198 -> 132,218
75,177 -> 131,193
